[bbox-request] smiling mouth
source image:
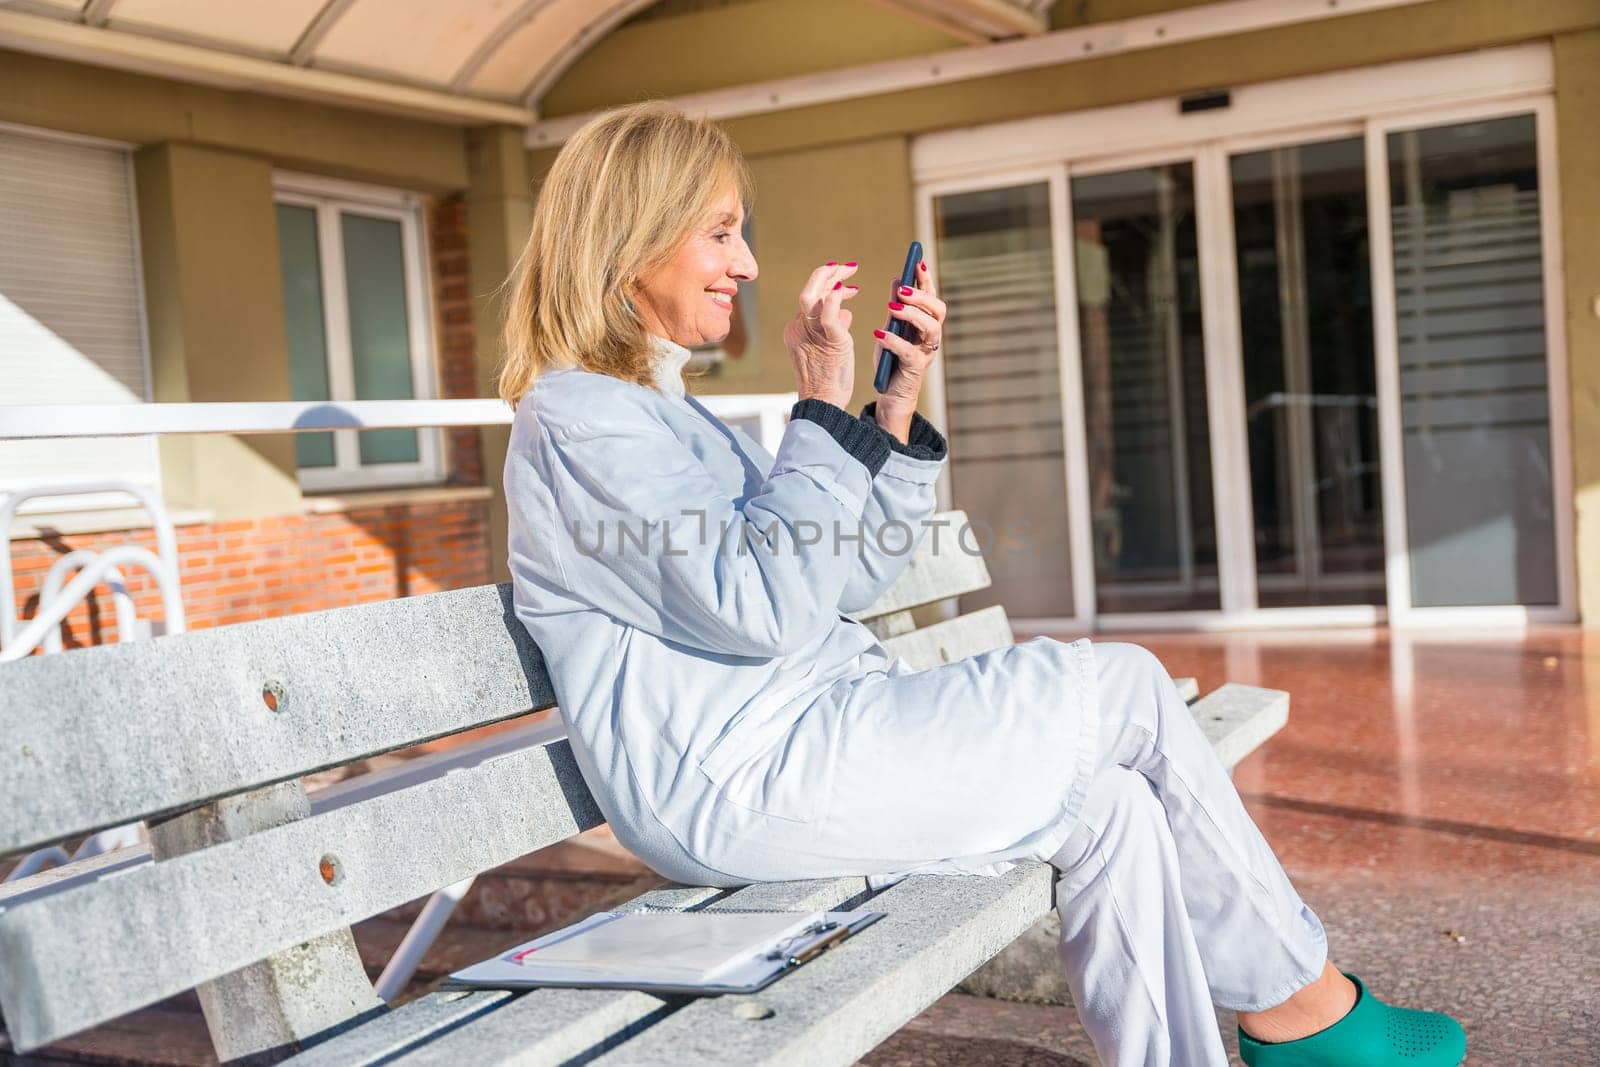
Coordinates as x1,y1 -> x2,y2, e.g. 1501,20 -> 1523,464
708,291 -> 734,307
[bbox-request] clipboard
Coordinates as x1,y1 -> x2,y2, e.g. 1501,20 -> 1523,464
444,908 -> 886,996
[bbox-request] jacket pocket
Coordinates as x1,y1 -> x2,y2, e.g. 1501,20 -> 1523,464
696,688 -> 833,826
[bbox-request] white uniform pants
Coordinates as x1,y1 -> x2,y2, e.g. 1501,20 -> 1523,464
1042,644 -> 1329,1067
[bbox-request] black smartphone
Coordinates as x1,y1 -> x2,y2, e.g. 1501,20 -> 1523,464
874,240 -> 923,394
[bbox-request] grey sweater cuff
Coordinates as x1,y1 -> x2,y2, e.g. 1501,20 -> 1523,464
791,398 -> 891,478
858,401 -> 949,463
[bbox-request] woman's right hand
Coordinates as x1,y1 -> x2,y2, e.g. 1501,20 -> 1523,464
783,261 -> 860,408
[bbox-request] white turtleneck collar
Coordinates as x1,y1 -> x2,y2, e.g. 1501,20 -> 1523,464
648,334 -> 693,399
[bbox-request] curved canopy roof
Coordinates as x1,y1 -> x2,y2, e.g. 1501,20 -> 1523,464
0,0 -> 1052,125
0,0 -> 663,123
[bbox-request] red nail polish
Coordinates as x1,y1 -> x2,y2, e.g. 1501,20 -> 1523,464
873,329 -> 886,339
846,285 -> 859,290
844,261 -> 857,267
826,260 -> 837,266
888,301 -> 905,310
833,282 -> 842,290
919,261 -> 928,271
899,286 -> 914,297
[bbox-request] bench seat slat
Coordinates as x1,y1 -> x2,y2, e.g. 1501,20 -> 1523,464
1191,684 -> 1291,772
591,864 -> 1054,1067
0,736 -> 600,1053
0,584 -> 554,859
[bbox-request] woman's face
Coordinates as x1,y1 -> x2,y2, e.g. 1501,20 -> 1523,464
633,187 -> 757,348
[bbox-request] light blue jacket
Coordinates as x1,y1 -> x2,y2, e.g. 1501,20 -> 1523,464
506,340 -> 1094,889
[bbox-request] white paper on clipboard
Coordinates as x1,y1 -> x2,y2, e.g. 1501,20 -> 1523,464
446,909 -> 887,996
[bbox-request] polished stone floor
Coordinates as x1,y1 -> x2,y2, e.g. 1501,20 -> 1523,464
863,626 -> 1600,1065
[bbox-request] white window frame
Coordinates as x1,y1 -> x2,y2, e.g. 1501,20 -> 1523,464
273,172 -> 443,493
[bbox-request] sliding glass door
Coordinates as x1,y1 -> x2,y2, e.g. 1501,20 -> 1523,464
932,180 -> 1078,620
1070,163 -> 1219,614
1230,137 -> 1385,609
921,78 -> 1572,629
1384,114 -> 1560,609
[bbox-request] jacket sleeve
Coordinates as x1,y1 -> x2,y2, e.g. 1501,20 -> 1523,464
836,401 -> 950,615
522,396 -> 891,658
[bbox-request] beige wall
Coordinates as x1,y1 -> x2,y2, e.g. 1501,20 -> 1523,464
542,0 -> 964,116
133,143 -> 301,521
715,0 -> 1600,155
464,126 -> 536,583
1554,29 -> 1600,626
720,137 -> 920,409
0,51 -> 467,191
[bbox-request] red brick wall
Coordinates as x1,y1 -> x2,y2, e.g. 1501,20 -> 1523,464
431,193 -> 485,487
8,499 -> 491,650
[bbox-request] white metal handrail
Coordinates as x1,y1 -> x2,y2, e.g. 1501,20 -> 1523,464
2,481 -> 185,658
39,551 -> 138,655
0,394 -> 799,444
1,546 -> 186,664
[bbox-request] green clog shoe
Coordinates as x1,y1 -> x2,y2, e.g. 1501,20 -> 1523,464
1238,973 -> 1466,1066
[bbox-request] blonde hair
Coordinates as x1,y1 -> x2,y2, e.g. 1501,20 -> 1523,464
497,101 -> 753,407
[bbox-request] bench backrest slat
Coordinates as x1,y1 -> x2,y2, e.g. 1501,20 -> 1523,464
0,585 -> 553,858
879,605 -> 1015,670
851,510 -> 989,620
0,733 -> 600,1052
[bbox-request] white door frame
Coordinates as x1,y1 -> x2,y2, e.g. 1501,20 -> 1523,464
914,43 -> 1573,632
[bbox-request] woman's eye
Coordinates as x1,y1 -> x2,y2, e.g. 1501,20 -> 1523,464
713,231 -> 731,243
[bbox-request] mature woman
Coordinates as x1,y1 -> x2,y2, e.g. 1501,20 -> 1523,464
499,102 -> 1465,1067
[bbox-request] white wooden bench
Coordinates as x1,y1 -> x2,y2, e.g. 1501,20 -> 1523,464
0,509 -> 1288,1065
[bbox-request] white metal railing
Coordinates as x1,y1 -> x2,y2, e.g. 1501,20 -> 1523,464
0,394 -> 799,450
0,392 -> 797,990
1,481 -> 186,662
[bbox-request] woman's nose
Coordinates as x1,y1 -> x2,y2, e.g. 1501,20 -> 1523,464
732,244 -> 758,282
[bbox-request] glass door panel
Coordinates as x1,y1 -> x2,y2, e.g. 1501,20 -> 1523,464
1231,137 -> 1385,607
1072,163 -> 1219,613
933,182 -> 1076,618
1387,115 -> 1558,608
341,211 -> 420,466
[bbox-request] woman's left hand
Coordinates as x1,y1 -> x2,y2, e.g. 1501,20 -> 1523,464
873,258 -> 945,424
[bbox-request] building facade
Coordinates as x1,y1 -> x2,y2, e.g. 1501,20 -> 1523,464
2,0 -> 1596,646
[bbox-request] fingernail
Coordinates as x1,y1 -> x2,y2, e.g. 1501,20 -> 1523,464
826,260 -> 838,266
899,286 -> 914,297
846,284 -> 859,291
919,261 -> 928,271
844,261 -> 857,267
833,282 -> 842,290
888,301 -> 905,310
873,329 -> 886,339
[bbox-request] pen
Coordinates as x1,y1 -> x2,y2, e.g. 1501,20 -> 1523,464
786,924 -> 853,967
